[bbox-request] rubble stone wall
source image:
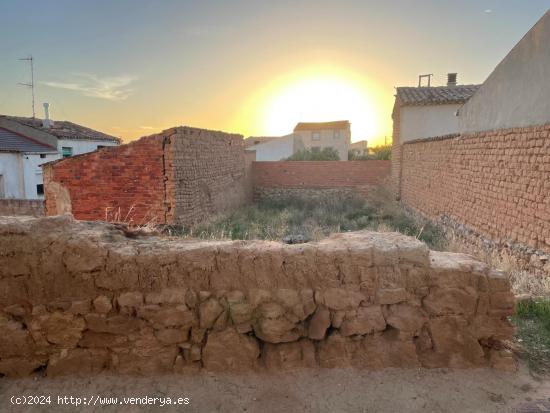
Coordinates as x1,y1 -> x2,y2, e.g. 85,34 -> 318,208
400,124 -> 550,254
0,216 -> 515,377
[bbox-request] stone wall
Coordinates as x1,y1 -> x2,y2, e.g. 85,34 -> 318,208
0,215 -> 515,377
253,160 -> 390,200
0,199 -> 44,217
43,126 -> 252,227
400,124 -> 550,255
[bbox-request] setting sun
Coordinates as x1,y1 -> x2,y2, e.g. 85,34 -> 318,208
233,65 -> 388,144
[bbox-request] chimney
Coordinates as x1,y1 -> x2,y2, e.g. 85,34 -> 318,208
42,102 -> 52,128
447,73 -> 457,86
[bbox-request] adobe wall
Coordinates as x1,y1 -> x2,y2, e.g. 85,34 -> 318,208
43,127 -> 252,227
0,199 -> 44,217
0,215 -> 515,377
253,160 -> 390,200
400,124 -> 550,258
168,127 -> 251,226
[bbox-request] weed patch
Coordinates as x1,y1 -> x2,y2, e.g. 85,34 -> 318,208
513,298 -> 550,374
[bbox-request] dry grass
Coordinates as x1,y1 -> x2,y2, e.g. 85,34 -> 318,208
446,233 -> 550,296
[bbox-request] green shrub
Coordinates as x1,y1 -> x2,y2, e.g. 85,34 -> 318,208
286,147 -> 340,161
513,298 -> 550,374
348,145 -> 392,161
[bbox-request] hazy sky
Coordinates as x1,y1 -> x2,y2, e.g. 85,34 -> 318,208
1,0 -> 549,145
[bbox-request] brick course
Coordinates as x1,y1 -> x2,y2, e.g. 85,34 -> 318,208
400,124 -> 550,253
253,160 -> 390,198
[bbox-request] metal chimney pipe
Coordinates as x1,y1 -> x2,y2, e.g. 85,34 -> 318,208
43,102 -> 51,128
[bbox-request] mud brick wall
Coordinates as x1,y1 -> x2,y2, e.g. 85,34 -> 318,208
253,160 -> 390,200
400,124 -> 550,254
0,216 -> 515,377
0,199 -> 44,217
43,126 -> 252,227
168,127 -> 250,226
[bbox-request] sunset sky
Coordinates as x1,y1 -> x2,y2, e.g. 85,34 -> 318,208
1,0 -> 549,146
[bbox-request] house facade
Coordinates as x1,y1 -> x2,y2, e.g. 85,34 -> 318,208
0,113 -> 119,200
293,120 -> 351,161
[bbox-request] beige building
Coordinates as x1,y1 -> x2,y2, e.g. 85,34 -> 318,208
293,120 -> 351,161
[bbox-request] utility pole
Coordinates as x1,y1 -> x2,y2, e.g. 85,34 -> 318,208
18,55 -> 35,118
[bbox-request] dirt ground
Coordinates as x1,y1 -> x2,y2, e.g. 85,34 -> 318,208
1,364 -> 549,413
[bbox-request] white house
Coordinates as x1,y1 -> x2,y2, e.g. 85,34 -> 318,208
245,134 -> 300,161
392,79 -> 480,143
0,108 -> 120,200
245,120 -> 352,161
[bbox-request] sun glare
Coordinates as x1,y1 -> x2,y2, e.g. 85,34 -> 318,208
261,71 -> 379,142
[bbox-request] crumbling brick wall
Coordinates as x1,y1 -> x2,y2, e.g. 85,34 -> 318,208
43,127 -> 251,227
400,124 -> 550,254
43,135 -> 169,225
253,160 -> 390,200
0,215 -> 515,377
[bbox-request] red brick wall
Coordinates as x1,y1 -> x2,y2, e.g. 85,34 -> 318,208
44,135 -> 168,225
400,124 -> 550,253
253,160 -> 390,195
44,127 -> 251,227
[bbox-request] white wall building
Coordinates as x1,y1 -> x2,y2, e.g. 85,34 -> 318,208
393,82 -> 480,143
459,10 -> 550,133
245,134 -> 299,161
0,110 -> 120,200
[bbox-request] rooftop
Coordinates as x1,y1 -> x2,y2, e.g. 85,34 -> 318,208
395,85 -> 481,106
294,120 -> 350,131
0,128 -> 57,153
244,136 -> 281,148
0,115 -> 121,143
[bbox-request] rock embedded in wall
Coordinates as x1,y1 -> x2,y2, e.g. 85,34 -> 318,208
0,215 -> 516,377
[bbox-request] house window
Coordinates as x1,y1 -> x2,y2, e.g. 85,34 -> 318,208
334,130 -> 340,139
62,147 -> 73,158
312,132 -> 321,141
40,154 -> 47,158
36,184 -> 44,196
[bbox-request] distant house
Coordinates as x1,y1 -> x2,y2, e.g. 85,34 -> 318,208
0,110 -> 120,200
293,120 -> 351,161
245,133 -> 303,161
392,79 -> 480,143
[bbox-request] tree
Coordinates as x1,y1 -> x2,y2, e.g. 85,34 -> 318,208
348,145 -> 391,160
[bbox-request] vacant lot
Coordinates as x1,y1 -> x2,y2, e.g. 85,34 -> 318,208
182,189 -> 445,249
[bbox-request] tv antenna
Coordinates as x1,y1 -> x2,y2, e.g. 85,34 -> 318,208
18,55 -> 35,118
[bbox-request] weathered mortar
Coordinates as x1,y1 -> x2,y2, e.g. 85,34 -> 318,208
0,216 -> 515,377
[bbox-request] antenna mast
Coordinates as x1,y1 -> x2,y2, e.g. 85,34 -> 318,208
18,55 -> 35,118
